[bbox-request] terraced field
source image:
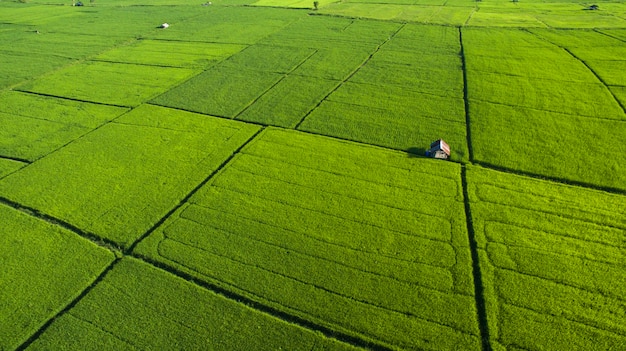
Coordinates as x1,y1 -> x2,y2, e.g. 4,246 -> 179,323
0,0 -> 625,350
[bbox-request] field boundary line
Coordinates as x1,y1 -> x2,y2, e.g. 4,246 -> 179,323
459,27 -> 474,163
233,49 -> 320,120
0,196 -> 123,253
294,23 -> 406,129
461,166 -> 492,351
562,48 -> 626,116
14,258 -> 122,351
124,127 -> 266,254
475,161 -> 626,196
525,30 -> 626,116
132,253 -> 395,351
595,29 -> 626,44
0,155 -> 31,164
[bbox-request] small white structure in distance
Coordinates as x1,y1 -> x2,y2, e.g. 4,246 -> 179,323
159,23 -> 170,29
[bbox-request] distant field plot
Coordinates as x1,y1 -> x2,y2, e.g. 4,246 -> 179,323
317,2 -> 472,25
237,75 -> 339,127
220,44 -> 316,74
529,29 -> 626,102
152,65 -> 283,117
469,101 -> 626,191
136,128 -> 481,350
40,5 -> 202,38
300,24 -> 466,159
0,204 -> 115,351
0,105 -> 260,247
0,91 -> 127,161
252,0 -> 337,8
18,61 -> 196,106
94,39 -> 246,68
0,91 -> 128,129
0,3 -> 73,25
259,15 -> 402,49
147,6 -> 304,44
466,166 -> 626,350
0,52 -> 72,89
0,30 -> 124,59
26,258 -> 359,351
466,71 -> 623,118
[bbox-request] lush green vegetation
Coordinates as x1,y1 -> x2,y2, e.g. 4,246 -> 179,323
0,91 -> 127,161
0,105 -> 260,247
301,24 -> 468,160
26,258 -> 360,351
136,128 -> 481,350
466,166 -> 626,350
18,61 -> 196,106
1,0 -> 625,350
464,27 -> 626,191
0,203 -> 115,350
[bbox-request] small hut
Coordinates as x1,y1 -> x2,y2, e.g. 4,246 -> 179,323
426,139 -> 450,160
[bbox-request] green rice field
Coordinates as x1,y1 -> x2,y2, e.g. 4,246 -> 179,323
0,0 -> 624,350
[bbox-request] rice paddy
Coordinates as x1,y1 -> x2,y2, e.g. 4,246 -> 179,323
1,0 -> 624,350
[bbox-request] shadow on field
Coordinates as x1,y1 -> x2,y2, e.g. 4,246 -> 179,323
405,147 -> 426,158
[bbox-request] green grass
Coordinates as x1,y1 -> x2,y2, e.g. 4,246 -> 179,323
25,258 -> 360,351
135,128 -> 481,350
0,203 -> 115,351
0,159 -> 25,179
219,44 -> 316,73
146,6 -> 304,44
0,105 -> 260,247
236,75 -> 339,127
466,166 -> 626,350
0,52 -> 72,89
0,91 -> 128,161
94,39 -> 246,68
469,101 -> 626,191
152,65 -> 283,117
18,61 -> 196,106
0,31 -> 125,59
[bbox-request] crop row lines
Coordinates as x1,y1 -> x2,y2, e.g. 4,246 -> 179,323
135,250 -> 394,351
123,126 -> 265,253
207,183 -> 452,243
495,266 -> 625,303
501,300 -> 625,337
166,214 -> 457,292
226,163 -> 457,215
14,258 -> 122,351
294,23 -> 407,129
159,235 -> 472,338
184,203 -> 430,266
66,313 -> 138,349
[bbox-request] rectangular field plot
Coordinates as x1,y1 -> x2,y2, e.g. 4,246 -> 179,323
466,166 -> 626,351
0,105 -> 260,247
236,75 -> 339,127
0,31 -> 124,59
349,24 -> 463,98
0,51 -> 72,89
18,61 -> 196,107
0,91 -> 128,161
219,44 -> 316,74
94,39 -> 246,68
135,128 -> 482,350
146,7 -> 303,44
0,204 -> 115,351
467,71 -> 624,119
26,258 -> 359,351
152,65 -> 283,118
300,83 -> 468,160
469,101 -> 626,191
